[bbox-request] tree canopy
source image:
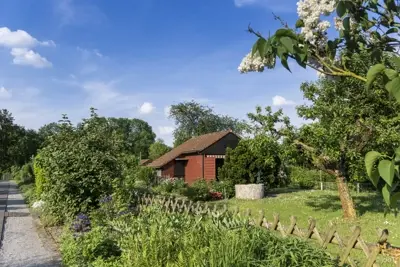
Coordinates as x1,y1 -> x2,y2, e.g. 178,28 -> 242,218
169,101 -> 246,147
0,109 -> 41,172
107,117 -> 156,159
149,139 -> 171,160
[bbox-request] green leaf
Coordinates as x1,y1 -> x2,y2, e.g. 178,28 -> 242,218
275,29 -> 297,39
365,151 -> 382,178
385,77 -> 400,103
343,17 -> 350,31
280,55 -> 291,72
394,147 -> 400,163
370,168 -> 380,188
280,37 -> 294,54
382,184 -> 391,206
366,64 -> 385,90
384,69 -> 398,80
295,19 -> 304,28
337,1 -> 346,17
390,192 -> 400,208
251,42 -> 258,57
391,57 -> 400,70
386,28 -> 399,35
378,160 -> 395,187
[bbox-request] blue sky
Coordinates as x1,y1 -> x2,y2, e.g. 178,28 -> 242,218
0,0 -> 317,145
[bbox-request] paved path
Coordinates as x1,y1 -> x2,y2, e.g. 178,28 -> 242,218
0,181 -> 60,267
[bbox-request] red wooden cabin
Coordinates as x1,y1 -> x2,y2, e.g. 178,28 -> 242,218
146,130 -> 240,184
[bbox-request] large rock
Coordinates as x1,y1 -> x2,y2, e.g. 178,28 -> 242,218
235,184 -> 264,200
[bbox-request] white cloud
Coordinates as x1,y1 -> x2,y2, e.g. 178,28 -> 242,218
234,0 -> 258,7
0,27 -> 55,48
272,95 -> 296,106
139,102 -> 155,114
158,126 -> 174,135
0,87 -> 12,99
77,46 -> 103,58
82,81 -> 120,105
10,48 -> 52,68
55,0 -> 106,26
164,105 -> 171,117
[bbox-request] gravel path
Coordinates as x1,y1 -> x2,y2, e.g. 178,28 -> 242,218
0,181 -> 60,267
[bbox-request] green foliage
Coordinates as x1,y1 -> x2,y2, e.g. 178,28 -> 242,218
20,162 -> 35,184
135,166 -> 156,187
244,0 -> 400,211
295,52 -> 400,185
153,178 -> 187,195
33,153 -> 47,197
148,138 -> 171,160
107,117 -> 156,159
289,166 -> 335,189
36,109 -> 124,223
210,180 -> 235,198
183,179 -> 211,201
61,205 -> 336,267
169,101 -> 247,146
0,109 -> 41,172
219,136 -> 283,188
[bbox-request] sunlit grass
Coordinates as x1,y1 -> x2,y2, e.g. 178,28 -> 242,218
217,189 -> 399,266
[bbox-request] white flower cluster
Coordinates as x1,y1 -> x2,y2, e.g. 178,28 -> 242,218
32,200 -> 45,209
297,0 -> 337,45
238,51 -> 275,74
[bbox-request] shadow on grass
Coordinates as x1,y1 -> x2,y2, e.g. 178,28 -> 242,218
304,192 -> 385,216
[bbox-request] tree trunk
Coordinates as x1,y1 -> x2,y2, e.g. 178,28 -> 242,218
336,175 -> 357,219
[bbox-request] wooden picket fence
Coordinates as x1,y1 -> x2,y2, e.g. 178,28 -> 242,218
137,194 -> 400,267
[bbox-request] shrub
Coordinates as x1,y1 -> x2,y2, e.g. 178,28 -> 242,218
33,153 -> 47,197
135,166 -> 156,186
12,163 -> 35,184
289,166 -> 334,189
219,136 -> 283,187
183,179 -> 211,201
153,177 -> 187,195
210,180 -> 235,199
37,110 -> 124,223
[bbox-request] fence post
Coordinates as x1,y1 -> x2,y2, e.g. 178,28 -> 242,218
357,183 -> 360,194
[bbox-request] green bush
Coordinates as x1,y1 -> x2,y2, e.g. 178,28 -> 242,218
219,136 -> 283,188
210,180 -> 235,198
19,183 -> 37,204
33,153 -> 47,198
153,177 -> 187,195
36,110 -> 124,223
135,166 -> 156,186
183,179 -> 211,201
61,205 -> 338,267
289,166 -> 335,189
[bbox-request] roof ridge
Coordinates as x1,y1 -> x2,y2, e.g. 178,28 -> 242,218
147,130 -> 233,168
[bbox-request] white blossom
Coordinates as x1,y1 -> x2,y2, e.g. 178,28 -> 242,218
334,17 -> 343,30
32,200 -> 45,209
238,51 -> 275,73
297,0 -> 337,44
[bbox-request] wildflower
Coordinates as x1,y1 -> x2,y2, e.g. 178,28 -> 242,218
99,195 -> 112,203
32,200 -> 45,209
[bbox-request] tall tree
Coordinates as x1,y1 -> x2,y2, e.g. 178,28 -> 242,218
38,122 -> 60,147
238,0 -> 400,218
0,109 -> 41,171
169,101 -> 246,147
107,118 -> 156,159
296,52 -> 400,185
149,139 -> 171,160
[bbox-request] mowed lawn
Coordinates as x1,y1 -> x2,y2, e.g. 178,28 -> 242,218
217,189 -> 400,266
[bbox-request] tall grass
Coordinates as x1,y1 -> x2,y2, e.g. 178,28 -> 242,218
61,205 -> 340,267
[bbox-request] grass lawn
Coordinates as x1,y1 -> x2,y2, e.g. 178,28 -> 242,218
217,189 -> 399,266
